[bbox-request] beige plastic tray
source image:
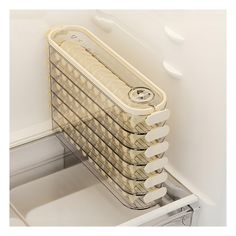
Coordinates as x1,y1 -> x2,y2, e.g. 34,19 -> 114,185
48,25 -> 170,209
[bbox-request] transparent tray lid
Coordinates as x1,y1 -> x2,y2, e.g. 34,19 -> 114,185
48,25 -> 167,116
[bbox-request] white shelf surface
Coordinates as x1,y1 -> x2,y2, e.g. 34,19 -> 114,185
10,207 -> 26,226
10,162 -> 197,226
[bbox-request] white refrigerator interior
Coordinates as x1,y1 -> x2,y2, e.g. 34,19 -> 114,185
10,10 -> 226,226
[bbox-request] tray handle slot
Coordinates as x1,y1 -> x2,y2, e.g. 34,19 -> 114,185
145,109 -> 170,126
144,172 -> 168,189
145,125 -> 169,142
144,157 -> 168,174
145,141 -> 169,158
143,187 -> 167,203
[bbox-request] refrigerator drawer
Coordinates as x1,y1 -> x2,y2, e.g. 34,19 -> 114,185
10,134 -> 199,226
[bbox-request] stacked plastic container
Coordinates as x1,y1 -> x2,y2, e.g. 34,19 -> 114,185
48,25 -> 170,210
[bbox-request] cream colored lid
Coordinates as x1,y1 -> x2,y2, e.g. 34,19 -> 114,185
48,25 -> 167,115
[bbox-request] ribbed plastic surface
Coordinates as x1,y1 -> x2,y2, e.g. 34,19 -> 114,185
48,25 -> 170,209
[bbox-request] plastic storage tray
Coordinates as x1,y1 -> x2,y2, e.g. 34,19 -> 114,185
48,25 -> 170,209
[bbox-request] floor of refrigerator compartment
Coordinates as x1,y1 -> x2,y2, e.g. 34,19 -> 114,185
10,162 -> 197,226
10,133 -> 198,226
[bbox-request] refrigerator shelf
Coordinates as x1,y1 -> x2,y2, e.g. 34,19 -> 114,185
10,133 -> 199,226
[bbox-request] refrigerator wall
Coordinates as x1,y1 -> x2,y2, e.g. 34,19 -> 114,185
10,10 -> 226,226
